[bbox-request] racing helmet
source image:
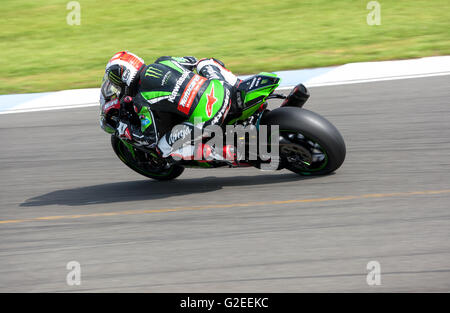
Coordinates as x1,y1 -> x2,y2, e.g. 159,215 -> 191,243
105,51 -> 145,89
99,51 -> 145,134
100,51 -> 145,106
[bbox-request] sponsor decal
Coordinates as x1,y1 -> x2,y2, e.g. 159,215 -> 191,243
161,71 -> 171,86
122,68 -> 131,82
145,66 -> 163,79
168,124 -> 192,145
168,71 -> 190,103
206,84 -> 217,118
211,89 -> 230,124
108,71 -> 122,85
141,118 -> 150,126
178,74 -> 207,114
103,98 -> 120,114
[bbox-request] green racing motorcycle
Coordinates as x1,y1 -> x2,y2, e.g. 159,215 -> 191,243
101,72 -> 346,180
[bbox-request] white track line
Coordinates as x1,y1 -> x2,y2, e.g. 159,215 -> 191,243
0,103 -> 99,115
304,71 -> 450,88
276,71 -> 450,91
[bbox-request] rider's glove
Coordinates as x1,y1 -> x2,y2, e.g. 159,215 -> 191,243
118,96 -> 134,118
182,56 -> 198,65
175,56 -> 198,71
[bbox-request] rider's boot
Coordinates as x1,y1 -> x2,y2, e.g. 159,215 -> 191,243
116,120 -> 151,146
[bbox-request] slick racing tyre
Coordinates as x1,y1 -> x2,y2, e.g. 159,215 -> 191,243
261,107 -> 346,176
111,135 -> 185,180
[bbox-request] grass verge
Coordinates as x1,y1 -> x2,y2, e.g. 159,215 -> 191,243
1,0 -> 449,94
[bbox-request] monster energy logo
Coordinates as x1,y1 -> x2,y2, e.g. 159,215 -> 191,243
145,66 -> 163,78
109,71 -> 122,85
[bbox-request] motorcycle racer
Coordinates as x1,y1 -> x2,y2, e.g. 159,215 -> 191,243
100,51 -> 242,161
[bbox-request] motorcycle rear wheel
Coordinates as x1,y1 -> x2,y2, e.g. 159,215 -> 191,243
261,107 -> 346,176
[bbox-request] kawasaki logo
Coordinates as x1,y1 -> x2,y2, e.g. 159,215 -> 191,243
169,71 -> 190,103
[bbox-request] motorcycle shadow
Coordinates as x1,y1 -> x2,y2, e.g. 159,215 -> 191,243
20,172 -> 326,207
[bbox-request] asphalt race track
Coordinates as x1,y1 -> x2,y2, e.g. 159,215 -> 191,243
1,76 -> 449,292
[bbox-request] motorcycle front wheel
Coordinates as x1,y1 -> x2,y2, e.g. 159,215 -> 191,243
111,135 -> 185,180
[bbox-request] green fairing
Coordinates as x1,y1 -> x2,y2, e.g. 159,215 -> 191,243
227,105 -> 260,125
245,86 -> 275,102
141,91 -> 171,100
227,73 -> 280,124
258,72 -> 278,78
188,80 -> 224,123
138,106 -> 153,132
